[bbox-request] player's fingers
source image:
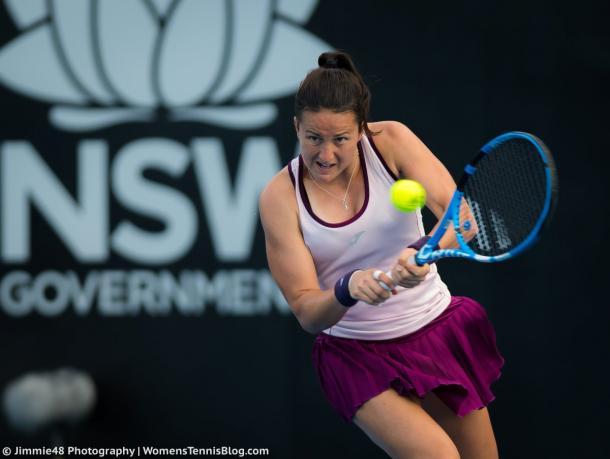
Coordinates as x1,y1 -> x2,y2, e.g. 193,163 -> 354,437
379,272 -> 396,291
390,266 -> 424,288
372,270 -> 396,293
351,283 -> 374,304
369,281 -> 392,301
392,264 -> 419,282
351,272 -> 389,304
402,258 -> 430,277
361,281 -> 391,305
396,249 -> 428,277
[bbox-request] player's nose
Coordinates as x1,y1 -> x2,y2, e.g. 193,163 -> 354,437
318,142 -> 334,161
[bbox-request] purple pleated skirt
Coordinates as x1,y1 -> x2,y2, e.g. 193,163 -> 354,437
312,296 -> 505,422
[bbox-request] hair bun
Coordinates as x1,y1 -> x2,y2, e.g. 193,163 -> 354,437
322,56 -> 338,68
296,50 -> 373,138
318,51 -> 355,72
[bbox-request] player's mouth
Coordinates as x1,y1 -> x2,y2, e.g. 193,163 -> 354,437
316,161 -> 336,171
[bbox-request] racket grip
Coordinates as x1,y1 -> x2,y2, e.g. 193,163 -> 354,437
381,257 -> 417,288
377,251 -> 430,291
379,271 -> 392,291
372,270 -> 394,291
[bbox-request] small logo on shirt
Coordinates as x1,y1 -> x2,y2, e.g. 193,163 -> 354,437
348,231 -> 366,246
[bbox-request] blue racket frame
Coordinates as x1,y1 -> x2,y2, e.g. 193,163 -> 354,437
415,131 -> 556,265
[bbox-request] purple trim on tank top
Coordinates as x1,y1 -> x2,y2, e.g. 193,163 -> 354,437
287,163 -> 296,187
368,135 -> 399,181
298,142 -> 370,228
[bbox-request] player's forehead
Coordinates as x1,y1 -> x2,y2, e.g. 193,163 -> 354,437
300,109 -> 359,135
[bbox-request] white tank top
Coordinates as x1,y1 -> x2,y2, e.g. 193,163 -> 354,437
288,135 -> 451,340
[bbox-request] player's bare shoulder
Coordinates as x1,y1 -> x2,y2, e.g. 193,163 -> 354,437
368,121 -> 416,148
259,166 -> 298,230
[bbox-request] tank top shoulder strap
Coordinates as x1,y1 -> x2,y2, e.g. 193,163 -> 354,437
287,156 -> 298,189
287,156 -> 308,218
361,134 -> 399,185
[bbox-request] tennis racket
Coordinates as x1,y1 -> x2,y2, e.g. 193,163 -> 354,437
396,131 -> 558,272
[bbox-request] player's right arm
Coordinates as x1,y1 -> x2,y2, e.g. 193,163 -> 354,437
259,168 -> 392,334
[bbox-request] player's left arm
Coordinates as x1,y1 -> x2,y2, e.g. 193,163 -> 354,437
370,121 -> 464,279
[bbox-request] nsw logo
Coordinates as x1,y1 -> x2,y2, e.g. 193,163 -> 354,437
0,0 -> 331,132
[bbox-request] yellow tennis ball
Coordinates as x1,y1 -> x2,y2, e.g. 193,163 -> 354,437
390,179 -> 426,212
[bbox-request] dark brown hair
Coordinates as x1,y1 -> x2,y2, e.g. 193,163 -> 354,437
295,51 -> 375,137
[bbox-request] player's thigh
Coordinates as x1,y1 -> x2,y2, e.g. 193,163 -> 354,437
353,388 -> 460,459
422,392 -> 499,459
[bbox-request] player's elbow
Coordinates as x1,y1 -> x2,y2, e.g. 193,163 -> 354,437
462,228 -> 477,243
462,219 -> 479,243
291,301 -> 327,335
459,204 -> 480,243
293,305 -> 322,335
299,319 -> 321,335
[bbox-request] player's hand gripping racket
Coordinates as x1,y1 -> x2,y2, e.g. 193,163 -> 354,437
379,131 -> 557,290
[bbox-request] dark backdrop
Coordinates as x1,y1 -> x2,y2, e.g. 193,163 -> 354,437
1,1 -> 609,458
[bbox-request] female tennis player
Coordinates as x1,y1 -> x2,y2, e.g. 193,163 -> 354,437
259,51 -> 504,459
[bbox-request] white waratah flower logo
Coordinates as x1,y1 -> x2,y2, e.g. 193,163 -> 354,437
0,0 -> 330,131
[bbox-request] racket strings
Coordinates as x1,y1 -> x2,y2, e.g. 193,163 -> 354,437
459,138 -> 548,257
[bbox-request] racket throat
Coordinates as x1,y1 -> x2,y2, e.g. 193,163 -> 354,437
415,244 -> 436,266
